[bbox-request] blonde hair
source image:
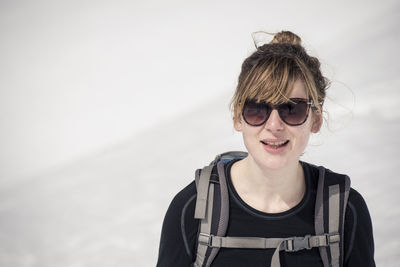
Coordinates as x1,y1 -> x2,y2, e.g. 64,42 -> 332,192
231,31 -> 329,123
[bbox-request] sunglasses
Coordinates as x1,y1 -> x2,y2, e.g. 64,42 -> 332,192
242,98 -> 317,126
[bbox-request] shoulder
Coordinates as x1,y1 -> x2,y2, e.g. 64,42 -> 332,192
345,186 -> 373,231
348,188 -> 370,212
303,162 -> 372,236
157,181 -> 198,266
304,162 -> 371,228
345,187 -> 373,234
343,187 -> 375,265
301,161 -> 350,189
302,163 -> 375,265
164,181 -> 197,224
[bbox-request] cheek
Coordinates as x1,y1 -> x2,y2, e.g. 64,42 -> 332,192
290,115 -> 313,150
298,132 -> 311,150
242,130 -> 255,148
241,127 -> 261,151
294,126 -> 313,150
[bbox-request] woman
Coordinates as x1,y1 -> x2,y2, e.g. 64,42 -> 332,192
157,31 -> 375,267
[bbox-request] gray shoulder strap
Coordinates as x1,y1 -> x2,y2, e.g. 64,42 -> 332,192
315,166 -> 329,267
328,184 -> 340,267
194,161 -> 231,267
205,162 -> 230,265
216,161 -> 230,237
328,175 -> 351,267
194,181 -> 215,267
194,165 -> 213,219
341,176 -> 351,265
315,166 -> 351,267
193,164 -> 213,267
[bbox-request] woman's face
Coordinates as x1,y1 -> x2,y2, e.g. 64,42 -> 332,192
234,79 -> 321,170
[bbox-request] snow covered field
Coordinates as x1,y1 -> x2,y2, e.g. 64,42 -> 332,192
1,96 -> 399,266
1,1 -> 399,266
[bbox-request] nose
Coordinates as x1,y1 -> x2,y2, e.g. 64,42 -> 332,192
264,109 -> 284,132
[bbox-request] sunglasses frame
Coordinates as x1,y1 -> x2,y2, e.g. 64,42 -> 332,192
242,98 -> 318,127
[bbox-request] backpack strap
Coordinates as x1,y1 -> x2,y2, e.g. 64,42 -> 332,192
210,151 -> 249,165
193,152 -> 247,267
194,162 -> 230,267
315,166 -> 329,266
342,175 -> 351,264
194,165 -> 213,219
194,172 -> 215,267
315,166 -> 351,267
194,154 -> 351,267
199,233 -> 339,267
194,161 -> 229,267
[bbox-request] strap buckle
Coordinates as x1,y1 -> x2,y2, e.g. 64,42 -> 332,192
285,235 -> 312,252
198,233 -> 212,246
324,232 -> 340,246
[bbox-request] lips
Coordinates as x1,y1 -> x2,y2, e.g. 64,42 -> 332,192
260,139 -> 289,148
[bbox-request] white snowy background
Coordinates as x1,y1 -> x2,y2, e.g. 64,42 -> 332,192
1,0 -> 399,266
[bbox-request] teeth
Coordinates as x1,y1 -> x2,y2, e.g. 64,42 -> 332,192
264,141 -> 287,145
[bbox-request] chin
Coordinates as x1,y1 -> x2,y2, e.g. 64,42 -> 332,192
251,154 -> 290,171
262,160 -> 289,170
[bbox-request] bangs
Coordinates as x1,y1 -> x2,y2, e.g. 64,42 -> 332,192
234,57 -> 307,117
243,57 -> 303,103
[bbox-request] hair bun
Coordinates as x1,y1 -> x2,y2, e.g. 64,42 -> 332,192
270,31 -> 302,45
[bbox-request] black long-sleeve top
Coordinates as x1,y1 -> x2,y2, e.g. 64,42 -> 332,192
157,160 -> 375,266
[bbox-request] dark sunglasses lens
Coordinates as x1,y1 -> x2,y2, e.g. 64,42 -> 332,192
243,100 -> 270,126
278,100 -> 309,125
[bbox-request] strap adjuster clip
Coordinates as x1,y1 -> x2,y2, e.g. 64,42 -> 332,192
285,235 -> 311,252
324,232 -> 340,246
198,233 -> 212,246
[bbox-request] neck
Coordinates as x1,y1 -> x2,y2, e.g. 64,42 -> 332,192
230,156 -> 306,213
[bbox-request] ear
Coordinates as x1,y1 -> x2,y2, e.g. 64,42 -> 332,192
311,110 -> 322,133
234,116 -> 243,132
